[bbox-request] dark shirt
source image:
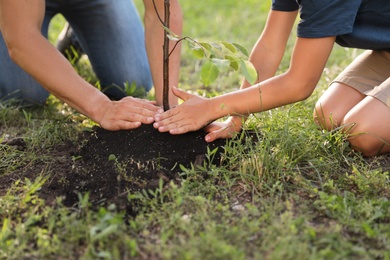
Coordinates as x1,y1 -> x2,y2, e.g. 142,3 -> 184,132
271,0 -> 390,50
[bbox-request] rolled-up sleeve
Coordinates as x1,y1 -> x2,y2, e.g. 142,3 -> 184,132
272,0 -> 299,12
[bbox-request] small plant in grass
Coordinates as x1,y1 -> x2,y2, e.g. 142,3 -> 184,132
102,81 -> 148,99
153,0 -> 257,110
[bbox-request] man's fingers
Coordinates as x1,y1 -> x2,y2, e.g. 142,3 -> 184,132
99,118 -> 143,131
121,121 -> 142,130
98,98 -> 162,131
118,99 -> 161,119
121,97 -> 160,111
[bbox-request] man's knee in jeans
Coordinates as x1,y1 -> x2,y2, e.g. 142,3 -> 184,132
99,69 -> 153,100
0,81 -> 49,106
101,79 -> 152,100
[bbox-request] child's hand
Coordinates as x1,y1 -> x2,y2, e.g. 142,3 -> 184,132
153,87 -> 214,134
203,116 -> 244,142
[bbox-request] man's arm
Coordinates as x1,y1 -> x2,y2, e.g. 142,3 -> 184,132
143,0 -> 183,107
0,0 -> 160,130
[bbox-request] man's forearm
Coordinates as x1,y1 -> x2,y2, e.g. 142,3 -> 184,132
7,31 -> 109,122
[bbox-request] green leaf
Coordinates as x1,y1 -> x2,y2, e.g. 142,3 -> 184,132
167,34 -> 180,42
210,58 -> 230,68
199,42 -> 213,52
90,224 -> 118,241
124,81 -> 137,95
225,55 -> 239,70
233,43 -> 249,57
221,41 -> 237,53
186,40 -> 196,49
210,42 -> 223,51
240,59 -> 258,85
108,154 -> 117,161
187,41 -> 211,58
192,46 -> 206,59
201,61 -> 219,86
162,25 -> 180,38
230,60 -> 239,71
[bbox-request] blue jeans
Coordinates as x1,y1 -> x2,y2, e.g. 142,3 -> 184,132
0,0 -> 152,104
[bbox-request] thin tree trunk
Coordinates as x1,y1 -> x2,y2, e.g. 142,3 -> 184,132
163,0 -> 170,111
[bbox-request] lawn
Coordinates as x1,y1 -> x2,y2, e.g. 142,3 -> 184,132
1,1 -> 389,259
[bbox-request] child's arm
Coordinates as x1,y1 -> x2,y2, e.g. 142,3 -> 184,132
154,34 -> 336,136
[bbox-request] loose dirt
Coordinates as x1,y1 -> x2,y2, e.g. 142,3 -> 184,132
1,124 -> 227,213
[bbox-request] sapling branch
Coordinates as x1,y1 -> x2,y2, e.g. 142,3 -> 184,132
168,36 -> 190,57
151,0 -> 164,24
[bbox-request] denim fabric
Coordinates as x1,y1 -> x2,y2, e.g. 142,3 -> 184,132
0,0 -> 152,104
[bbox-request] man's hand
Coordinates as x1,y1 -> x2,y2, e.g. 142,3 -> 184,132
98,97 -> 160,131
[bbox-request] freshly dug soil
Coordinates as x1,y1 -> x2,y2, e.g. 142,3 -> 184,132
2,124 -> 227,213
2,121 -> 390,216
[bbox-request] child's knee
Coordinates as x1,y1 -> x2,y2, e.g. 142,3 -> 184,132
348,135 -> 384,157
313,101 -> 336,130
343,121 -> 389,157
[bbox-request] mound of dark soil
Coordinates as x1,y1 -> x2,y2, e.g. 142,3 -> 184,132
33,124 -> 227,212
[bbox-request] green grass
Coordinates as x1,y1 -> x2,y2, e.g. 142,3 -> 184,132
1,1 -> 389,259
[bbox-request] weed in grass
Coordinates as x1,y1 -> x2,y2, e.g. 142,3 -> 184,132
102,81 -> 148,99
313,191 -> 390,258
347,166 -> 390,197
0,146 -> 28,175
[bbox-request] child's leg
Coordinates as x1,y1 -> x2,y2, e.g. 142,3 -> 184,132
343,93 -> 390,156
314,50 -> 390,156
313,82 -> 364,130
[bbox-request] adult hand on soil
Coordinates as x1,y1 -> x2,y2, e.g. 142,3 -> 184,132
98,97 -> 160,131
153,87 -> 214,135
203,116 -> 244,142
